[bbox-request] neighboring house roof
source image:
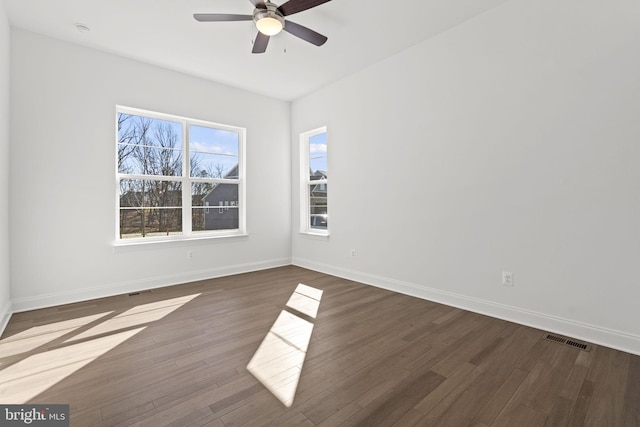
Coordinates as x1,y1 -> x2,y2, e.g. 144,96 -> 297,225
201,164 -> 239,202
310,170 -> 327,180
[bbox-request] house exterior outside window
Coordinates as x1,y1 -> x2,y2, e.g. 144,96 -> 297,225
116,106 -> 245,242
300,127 -> 328,235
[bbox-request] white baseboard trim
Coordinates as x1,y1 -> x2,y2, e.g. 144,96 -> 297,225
293,257 -> 640,356
0,299 -> 12,337
11,258 -> 291,313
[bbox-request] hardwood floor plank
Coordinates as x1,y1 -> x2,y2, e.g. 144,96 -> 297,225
346,370 -> 446,426
415,366 -> 482,423
544,396 -> 574,427
219,392 -> 287,427
391,408 -> 432,426
413,362 -> 477,414
474,368 -> 528,425
96,402 -> 156,427
522,346 -> 580,415
493,403 -> 547,427
430,319 -> 506,377
622,354 -> 640,427
583,347 -> 629,427
565,379 -> 595,427
191,417 -> 226,427
159,406 -> 215,427
265,410 -> 315,426
315,401 -> 363,427
208,381 -> 266,415
300,354 -> 416,423
417,329 -> 549,426
558,362 -> 589,401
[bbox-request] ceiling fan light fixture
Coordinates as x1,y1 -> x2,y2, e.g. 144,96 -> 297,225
256,16 -> 284,36
254,2 -> 285,36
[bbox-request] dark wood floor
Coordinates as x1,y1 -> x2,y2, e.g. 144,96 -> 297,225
1,266 -> 638,426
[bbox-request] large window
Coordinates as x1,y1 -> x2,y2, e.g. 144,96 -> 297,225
300,127 -> 328,234
116,106 -> 245,241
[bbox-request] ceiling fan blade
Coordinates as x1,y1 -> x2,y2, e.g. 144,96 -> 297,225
193,14 -> 253,22
249,0 -> 266,7
283,20 -> 327,46
252,32 -> 270,54
277,0 -> 331,16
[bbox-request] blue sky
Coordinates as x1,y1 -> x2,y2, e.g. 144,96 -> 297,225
309,132 -> 327,174
189,125 -> 239,178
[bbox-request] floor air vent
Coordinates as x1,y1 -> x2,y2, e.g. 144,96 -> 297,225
128,290 -> 152,296
543,333 -> 591,351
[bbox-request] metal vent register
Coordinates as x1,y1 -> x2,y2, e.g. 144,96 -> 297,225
543,333 -> 591,351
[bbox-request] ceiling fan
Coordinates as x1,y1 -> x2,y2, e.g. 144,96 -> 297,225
194,0 -> 331,54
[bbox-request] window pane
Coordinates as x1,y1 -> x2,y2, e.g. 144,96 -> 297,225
119,179 -> 182,207
192,182 -> 239,231
119,209 -> 183,239
189,125 -> 239,179
309,183 -> 327,230
117,113 -> 183,176
309,132 -> 327,181
119,179 -> 182,238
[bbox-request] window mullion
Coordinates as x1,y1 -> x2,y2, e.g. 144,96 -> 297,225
117,173 -> 183,182
307,178 -> 327,185
183,120 -> 192,236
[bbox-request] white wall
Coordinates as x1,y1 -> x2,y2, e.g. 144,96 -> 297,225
291,0 -> 640,354
0,0 -> 11,331
10,29 -> 291,310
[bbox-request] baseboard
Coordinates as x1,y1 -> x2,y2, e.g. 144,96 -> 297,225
292,257 -> 640,356
11,258 -> 291,313
0,299 -> 12,337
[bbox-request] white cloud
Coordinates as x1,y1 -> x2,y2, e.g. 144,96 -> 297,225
190,141 -> 236,156
310,143 -> 327,154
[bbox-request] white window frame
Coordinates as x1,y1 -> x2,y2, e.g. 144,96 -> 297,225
300,126 -> 328,236
115,105 -> 246,244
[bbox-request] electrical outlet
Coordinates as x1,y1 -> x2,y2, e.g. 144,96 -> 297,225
502,271 -> 513,286
187,251 -> 193,259
351,249 -> 356,257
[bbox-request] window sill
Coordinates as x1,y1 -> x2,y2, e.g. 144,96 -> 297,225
113,233 -> 249,251
299,230 -> 330,239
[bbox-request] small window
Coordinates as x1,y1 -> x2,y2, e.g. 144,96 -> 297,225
300,127 -> 328,234
116,106 -> 245,241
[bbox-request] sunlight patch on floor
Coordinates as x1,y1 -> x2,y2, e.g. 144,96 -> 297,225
286,283 -> 323,319
0,312 -> 114,358
67,294 -> 200,342
0,293 -> 202,404
247,283 -> 323,407
0,327 -> 145,403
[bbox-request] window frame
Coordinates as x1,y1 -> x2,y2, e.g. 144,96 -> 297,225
115,105 -> 246,244
300,126 -> 329,236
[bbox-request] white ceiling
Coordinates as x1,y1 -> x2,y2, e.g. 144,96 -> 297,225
4,0 -> 510,101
